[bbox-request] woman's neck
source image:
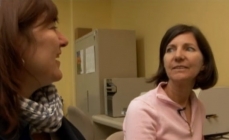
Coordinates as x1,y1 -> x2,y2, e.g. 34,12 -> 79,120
164,80 -> 194,107
20,72 -> 41,98
21,83 -> 39,98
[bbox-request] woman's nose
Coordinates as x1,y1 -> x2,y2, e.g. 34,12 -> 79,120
174,48 -> 185,61
58,31 -> 68,47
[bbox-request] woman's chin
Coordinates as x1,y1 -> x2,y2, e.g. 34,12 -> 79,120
52,71 -> 63,82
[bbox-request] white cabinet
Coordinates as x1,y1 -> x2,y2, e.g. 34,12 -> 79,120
75,29 -> 137,116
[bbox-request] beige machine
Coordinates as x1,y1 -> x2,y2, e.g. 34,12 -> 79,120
75,29 -> 137,116
104,77 -> 154,117
198,87 -> 229,137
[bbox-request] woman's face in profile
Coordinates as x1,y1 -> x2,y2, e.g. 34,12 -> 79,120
22,13 -> 68,86
163,33 -> 204,83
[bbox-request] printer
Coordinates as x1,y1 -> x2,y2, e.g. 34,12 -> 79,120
104,77 -> 154,117
198,87 -> 229,138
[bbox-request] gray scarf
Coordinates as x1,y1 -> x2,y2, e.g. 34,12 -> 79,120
20,84 -> 63,133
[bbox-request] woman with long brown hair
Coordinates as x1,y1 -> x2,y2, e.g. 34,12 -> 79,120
0,0 -> 84,140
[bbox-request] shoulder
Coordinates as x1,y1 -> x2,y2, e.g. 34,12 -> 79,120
0,135 -> 4,140
196,98 -> 206,118
123,88 -> 159,140
191,93 -> 206,122
125,88 -> 159,119
55,117 -> 86,140
192,92 -> 205,112
129,87 -> 159,108
0,121 -> 31,140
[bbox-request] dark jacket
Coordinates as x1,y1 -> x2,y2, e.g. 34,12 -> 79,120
0,117 -> 85,140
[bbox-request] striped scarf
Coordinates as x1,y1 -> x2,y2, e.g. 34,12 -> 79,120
20,84 -> 63,133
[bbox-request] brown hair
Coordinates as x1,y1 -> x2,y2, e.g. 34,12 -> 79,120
0,0 -> 58,135
148,24 -> 218,90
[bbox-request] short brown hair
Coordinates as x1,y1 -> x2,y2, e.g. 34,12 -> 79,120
148,24 -> 218,90
0,0 -> 58,135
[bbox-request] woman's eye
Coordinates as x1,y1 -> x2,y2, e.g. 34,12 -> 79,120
49,21 -> 58,30
166,47 -> 174,53
186,47 -> 195,51
50,26 -> 57,30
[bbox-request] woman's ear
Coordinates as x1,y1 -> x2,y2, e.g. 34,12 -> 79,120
200,65 -> 205,71
21,58 -> 25,65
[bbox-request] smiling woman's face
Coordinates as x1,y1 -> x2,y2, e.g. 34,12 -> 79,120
163,32 -> 204,83
21,13 -> 68,87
